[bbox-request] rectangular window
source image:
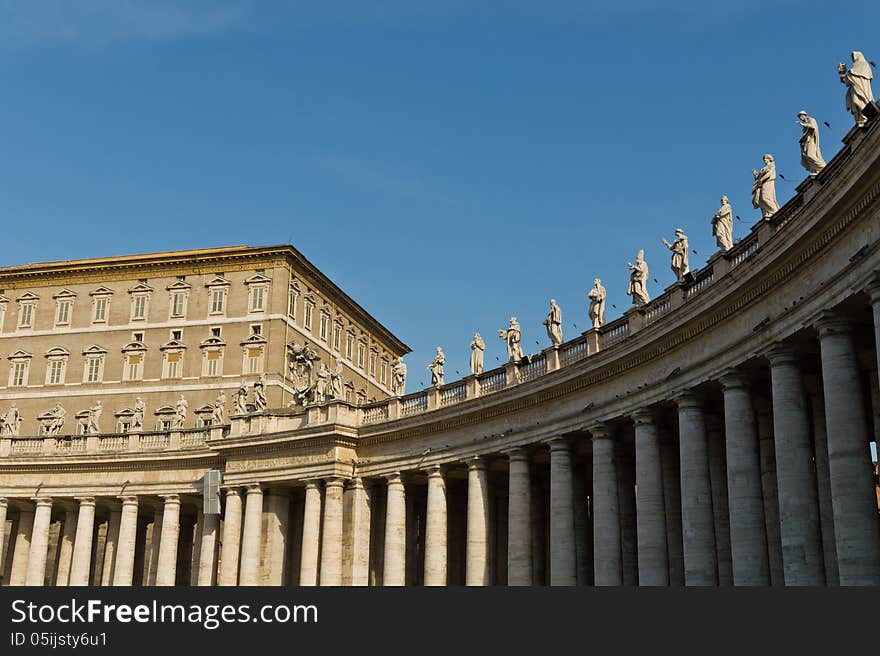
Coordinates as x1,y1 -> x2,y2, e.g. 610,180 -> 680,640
117,421 -> 131,434
171,292 -> 186,317
47,359 -> 65,385
93,297 -> 108,323
380,360 -> 388,385
125,354 -> 143,381
0,305 -> 6,333
204,350 -> 222,377
251,324 -> 261,336
333,324 -> 342,351
211,289 -> 225,314
369,352 -> 377,377
172,329 -> 183,341
211,327 -> 221,338
133,332 -> 144,342
158,419 -> 173,431
247,348 -> 263,374
11,361 -> 28,386
345,334 -> 354,360
132,295 -> 147,320
304,304 -> 313,331
357,343 -> 366,369
56,300 -> 72,325
164,352 -> 182,379
288,289 -> 298,318
320,315 -> 329,341
85,357 -> 103,383
251,286 -> 265,312
19,303 -> 34,328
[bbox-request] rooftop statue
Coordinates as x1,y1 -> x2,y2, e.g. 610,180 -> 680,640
1,403 -> 22,437
391,357 -> 407,396
588,279 -> 607,329
498,317 -> 524,362
712,196 -> 734,252
314,362 -> 330,403
212,391 -> 227,425
470,333 -> 485,375
46,403 -> 66,437
330,359 -> 344,400
133,397 -> 145,431
626,250 -> 651,306
87,400 -> 102,435
752,153 -> 780,219
543,300 -> 563,347
797,110 -> 826,175
234,383 -> 248,415
427,347 -> 446,387
252,374 -> 267,412
662,229 -> 690,282
839,51 -> 875,128
175,394 -> 188,428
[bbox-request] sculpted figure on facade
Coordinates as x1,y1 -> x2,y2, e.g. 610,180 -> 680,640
712,196 -> 734,251
87,401 -> 102,435
427,347 -> 446,387
498,317 -> 524,362
252,374 -> 267,412
662,229 -> 690,282
330,359 -> 344,400
1,404 -> 21,436
544,300 -> 563,347
47,403 -> 66,436
287,341 -> 320,406
133,397 -> 145,431
797,110 -> 826,175
839,51 -> 875,128
234,383 -> 248,415
752,154 -> 780,219
314,362 -> 330,403
391,357 -> 407,396
470,333 -> 485,375
175,394 -> 188,428
588,279 -> 606,329
213,391 -> 227,425
626,250 -> 651,306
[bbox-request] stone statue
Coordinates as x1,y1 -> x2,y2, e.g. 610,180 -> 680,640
330,359 -> 344,399
839,51 -> 875,128
234,383 -> 248,415
543,300 -> 563,347
752,154 -> 780,219
712,196 -> 734,252
626,250 -> 651,306
252,374 -> 268,412
427,347 -> 446,387
314,362 -> 330,403
470,333 -> 485,375
174,394 -> 188,428
1,404 -> 21,436
133,397 -> 145,431
662,229 -> 690,282
797,110 -> 826,175
47,403 -> 66,436
87,401 -> 102,435
588,279 -> 606,329
391,357 -> 407,395
498,317 -> 524,362
212,391 -> 227,425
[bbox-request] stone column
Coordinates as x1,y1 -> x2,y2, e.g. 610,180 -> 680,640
100,509 -> 121,587
660,429 -> 684,586
548,438 -> 577,586
113,496 -> 139,586
156,495 -> 181,587
0,499 -> 6,577
68,498 -> 97,586
9,508 -> 34,586
817,315 -> 880,585
197,512 -> 220,586
705,412 -> 733,586
755,396 -> 785,586
25,498 -> 53,586
766,345 -> 824,585
264,488 -> 291,586
344,478 -> 371,586
466,457 -> 490,586
423,466 -> 448,586
319,478 -> 344,586
719,371 -> 770,585
633,410 -> 669,586
55,509 -> 77,586
676,391 -> 717,586
383,473 -> 407,586
591,424 -> 621,586
238,485 -> 264,586
300,482 -> 322,586
218,488 -> 243,586
506,448 -> 533,586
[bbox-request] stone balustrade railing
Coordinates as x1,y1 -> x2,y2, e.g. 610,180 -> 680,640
0,427 -> 221,457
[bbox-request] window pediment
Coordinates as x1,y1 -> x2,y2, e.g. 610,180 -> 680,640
240,334 -> 268,347
16,292 -> 39,302
244,273 -> 272,286
8,349 -> 32,361
0,294 -> 9,304
154,405 -> 176,415
89,286 -> 115,297
166,280 -> 192,291
205,276 -> 231,288
122,341 -> 147,353
83,344 -> 107,356
128,283 -> 154,294
115,408 -> 134,418
160,339 -> 187,351
45,347 -> 70,358
53,289 -> 77,300
195,404 -> 214,415
200,336 -> 226,348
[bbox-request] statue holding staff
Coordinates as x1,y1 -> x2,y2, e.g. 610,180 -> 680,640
662,229 -> 689,282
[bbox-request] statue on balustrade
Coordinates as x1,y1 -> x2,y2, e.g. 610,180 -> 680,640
797,110 -> 826,175
588,279 -> 606,329
498,317 -> 524,362
712,196 -> 734,252
752,154 -> 780,219
47,403 -> 66,436
234,383 -> 248,415
1,404 -> 21,436
428,347 -> 446,387
391,357 -> 407,395
839,51 -> 875,128
133,397 -> 145,431
252,374 -> 268,412
213,391 -> 227,425
330,359 -> 344,399
662,229 -> 690,282
470,333 -> 485,375
544,300 -> 563,347
87,401 -> 102,435
287,341 -> 320,407
314,362 -> 330,403
626,250 -> 651,306
175,394 -> 188,428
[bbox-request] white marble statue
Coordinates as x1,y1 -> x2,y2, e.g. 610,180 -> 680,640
391,357 -> 407,396
797,110 -> 826,175
627,250 -> 651,306
328,360 -> 343,400
212,391 -> 227,425
588,279 -> 606,329
544,299 -> 563,347
752,154 -> 780,219
712,196 -> 734,252
174,394 -> 188,428
87,401 -> 102,435
133,397 -> 145,431
252,374 -> 267,412
839,52 -> 875,128
427,347 -> 446,387
234,383 -> 248,415
662,229 -> 690,282
470,333 -> 485,375
498,317 -> 524,362
314,363 -> 330,403
1,404 -> 21,436
47,403 -> 66,436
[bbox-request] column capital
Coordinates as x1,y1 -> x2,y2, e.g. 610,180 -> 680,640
31,497 -> 53,508
674,389 -> 702,409
865,271 -> 880,301
74,497 -> 96,507
588,423 -> 614,440
344,476 -> 366,491
223,487 -> 242,498
719,368 -> 748,390
160,494 -> 181,505
546,436 -> 572,452
813,311 -> 852,337
324,476 -> 345,488
764,343 -> 800,366
0,497 -> 8,509
302,480 -> 321,491
630,408 -> 657,426
244,483 -> 263,495
118,495 -> 138,507
502,446 -> 530,462
385,471 -> 404,485
466,455 -> 488,471
424,464 -> 445,479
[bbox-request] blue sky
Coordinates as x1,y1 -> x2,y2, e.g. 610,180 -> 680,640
0,1 -> 876,388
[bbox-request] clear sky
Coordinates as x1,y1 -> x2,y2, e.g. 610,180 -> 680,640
0,1 -> 877,389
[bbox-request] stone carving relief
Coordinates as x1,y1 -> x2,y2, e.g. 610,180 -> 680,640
287,341 -> 320,407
